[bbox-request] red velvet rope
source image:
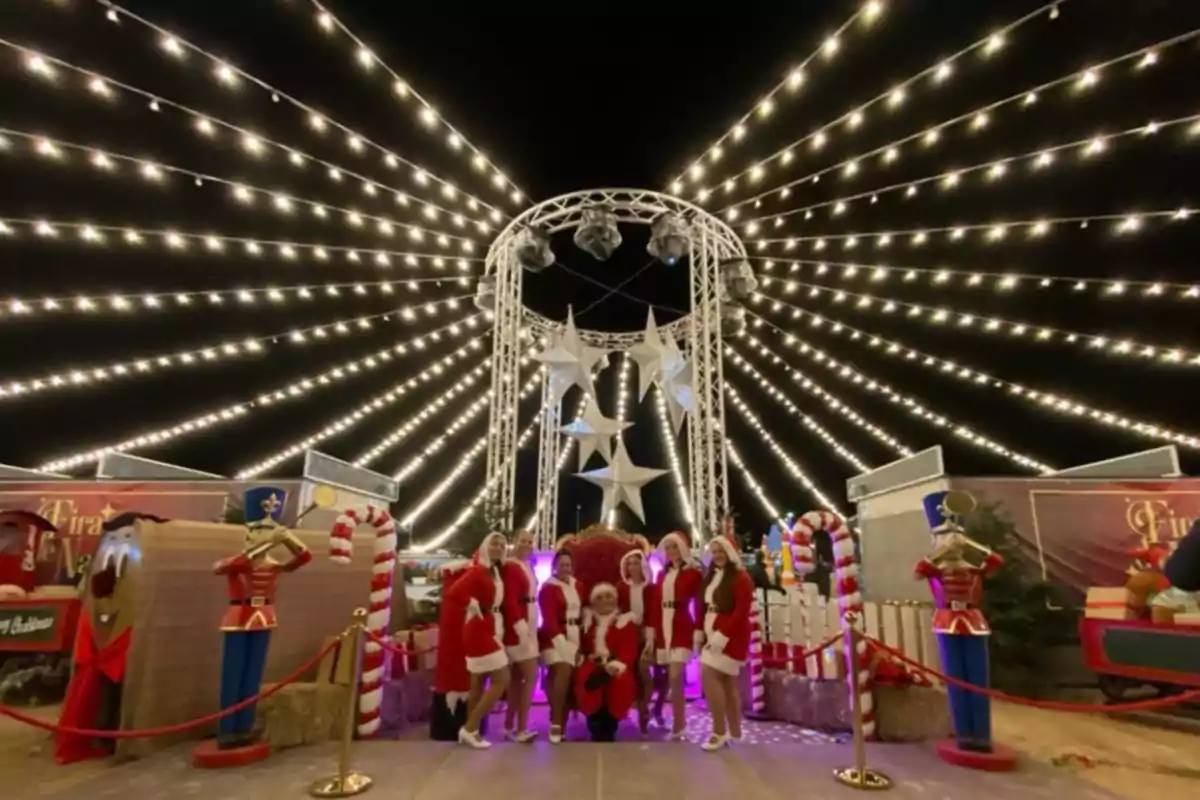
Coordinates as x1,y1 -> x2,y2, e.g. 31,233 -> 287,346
0,638 -> 339,739
866,635 -> 1200,713
364,629 -> 438,655
757,631 -> 844,667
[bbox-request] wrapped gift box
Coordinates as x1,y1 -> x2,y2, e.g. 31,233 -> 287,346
1085,587 -> 1136,620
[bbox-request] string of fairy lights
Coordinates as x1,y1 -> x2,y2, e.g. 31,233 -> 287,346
605,354 -> 632,527
757,258 -> 1200,301
90,0 -> 508,217
652,384 -> 695,530
302,0 -> 525,206
0,128 -> 481,252
4,42 -> 497,234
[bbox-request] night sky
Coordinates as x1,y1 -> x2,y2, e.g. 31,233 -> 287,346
1,0 -> 1198,546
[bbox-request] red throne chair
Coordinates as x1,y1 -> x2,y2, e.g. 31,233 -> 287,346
557,524 -> 651,593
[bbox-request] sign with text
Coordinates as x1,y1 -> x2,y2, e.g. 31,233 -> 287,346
0,599 -> 79,652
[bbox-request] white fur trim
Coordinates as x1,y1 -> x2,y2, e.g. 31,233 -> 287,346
475,532 -> 508,569
707,630 -> 729,652
709,536 -> 743,567
620,550 -> 652,584
514,619 -> 531,638
506,639 -> 539,662
446,691 -> 468,713
608,660 -> 628,675
656,647 -> 693,665
657,532 -> 693,564
466,598 -> 482,619
551,634 -> 578,664
700,648 -> 743,676
615,612 -> 634,629
466,648 -> 508,674
692,629 -> 705,654
590,582 -> 618,603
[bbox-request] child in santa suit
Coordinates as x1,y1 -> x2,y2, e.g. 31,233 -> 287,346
538,548 -> 585,744
574,582 -> 640,741
445,532 -> 510,749
618,548 -> 660,734
500,530 -> 540,743
696,532 -> 754,751
655,531 -> 703,739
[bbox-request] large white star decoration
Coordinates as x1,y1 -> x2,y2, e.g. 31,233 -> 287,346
661,357 -> 695,432
560,401 -> 632,469
575,438 -> 668,524
626,308 -> 667,402
535,307 -> 608,405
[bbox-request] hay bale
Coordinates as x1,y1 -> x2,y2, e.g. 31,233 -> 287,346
763,670 -> 851,731
256,682 -> 349,750
874,684 -> 952,742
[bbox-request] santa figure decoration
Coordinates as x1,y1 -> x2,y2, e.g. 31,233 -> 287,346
574,583 -> 639,741
211,487 -> 312,752
445,532 -> 511,749
915,490 -> 1012,769
430,560 -> 472,741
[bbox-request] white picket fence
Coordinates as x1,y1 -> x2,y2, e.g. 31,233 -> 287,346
758,585 -> 943,685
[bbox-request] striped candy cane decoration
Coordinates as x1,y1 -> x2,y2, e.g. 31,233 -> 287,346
328,504 -> 397,738
794,510 -> 875,739
788,516 -> 817,676
747,594 -> 766,714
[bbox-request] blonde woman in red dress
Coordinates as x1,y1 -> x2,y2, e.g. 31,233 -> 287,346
654,531 -> 703,739
696,532 -> 754,751
538,548 -> 584,744
500,530 -> 539,743
617,548 -> 659,734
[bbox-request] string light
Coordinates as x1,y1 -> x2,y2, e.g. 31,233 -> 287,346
37,311 -> 485,472
729,340 -> 913,456
726,357 -> 870,471
653,384 -> 694,527
2,275 -> 467,321
725,441 -> 787,525
724,391 -> 844,515
756,257 -> 1199,301
522,391 -> 595,533
605,354 -> 633,527
755,208 -> 1191,251
748,308 -> 1200,454
668,3 -> 882,187
0,219 -> 480,276
0,129 -> 480,252
739,112 -> 1199,225
304,0 -> 523,204
236,338 -> 491,478
0,43 -> 494,233
95,2 -> 505,218
759,281 -> 1200,367
717,26 -> 1199,210
2,296 -> 469,401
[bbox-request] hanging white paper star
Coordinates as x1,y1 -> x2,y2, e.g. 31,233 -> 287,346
661,357 -> 695,432
533,332 -> 582,407
626,309 -> 666,402
560,401 -> 632,468
575,438 -> 668,523
556,307 -> 602,398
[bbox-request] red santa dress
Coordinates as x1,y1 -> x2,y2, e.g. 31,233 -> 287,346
501,556 -> 539,662
697,534 -> 754,676
444,534 -> 508,674
617,549 -> 657,660
574,586 -> 639,719
431,560 -> 473,739
655,532 -> 703,665
538,574 -> 584,666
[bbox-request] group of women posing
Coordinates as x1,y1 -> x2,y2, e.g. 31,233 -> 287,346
447,528 -> 754,752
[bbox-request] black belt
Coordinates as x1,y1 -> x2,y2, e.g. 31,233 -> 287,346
706,604 -> 719,613
562,617 -> 580,625
521,596 -> 534,604
663,601 -> 680,609
590,654 -> 610,665
491,605 -> 502,613
229,598 -> 267,607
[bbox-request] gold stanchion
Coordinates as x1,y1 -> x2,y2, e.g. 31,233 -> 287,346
310,608 -> 373,798
833,617 -> 892,791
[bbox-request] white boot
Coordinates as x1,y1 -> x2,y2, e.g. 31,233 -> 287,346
458,727 -> 492,749
549,724 -> 563,745
515,730 -> 539,744
701,733 -> 730,752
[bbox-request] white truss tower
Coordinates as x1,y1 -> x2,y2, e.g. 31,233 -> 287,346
532,373 -> 564,550
484,188 -> 745,542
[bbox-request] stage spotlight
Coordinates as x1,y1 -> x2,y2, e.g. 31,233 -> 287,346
473,274 -> 496,310
513,226 -> 555,272
573,207 -> 622,261
647,214 -> 690,265
720,304 -> 747,336
723,260 -> 759,302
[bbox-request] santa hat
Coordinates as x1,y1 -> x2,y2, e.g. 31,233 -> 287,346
590,582 -> 618,602
619,549 -> 652,585
657,531 -> 693,564
473,532 -> 508,569
708,532 -> 743,568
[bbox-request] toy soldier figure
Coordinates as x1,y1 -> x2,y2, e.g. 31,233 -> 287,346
915,490 -> 1003,755
213,487 -> 311,750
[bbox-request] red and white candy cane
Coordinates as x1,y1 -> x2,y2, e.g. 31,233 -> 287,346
328,504 -> 397,738
787,514 -> 819,675
792,510 -> 875,740
747,595 -> 766,714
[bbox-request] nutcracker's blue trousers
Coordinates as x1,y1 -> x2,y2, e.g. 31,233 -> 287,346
936,632 -> 993,751
219,629 -> 272,736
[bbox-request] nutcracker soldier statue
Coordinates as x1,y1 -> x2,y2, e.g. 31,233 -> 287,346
915,490 -> 1016,771
201,486 -> 312,762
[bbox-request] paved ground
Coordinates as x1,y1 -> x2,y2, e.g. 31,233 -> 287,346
4,701 -> 1197,799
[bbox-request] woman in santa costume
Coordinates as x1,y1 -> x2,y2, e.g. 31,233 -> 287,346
574,582 -> 639,741
501,530 -> 539,743
538,548 -> 584,744
696,532 -> 754,751
655,531 -> 703,739
618,548 -> 660,733
444,532 -> 511,749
